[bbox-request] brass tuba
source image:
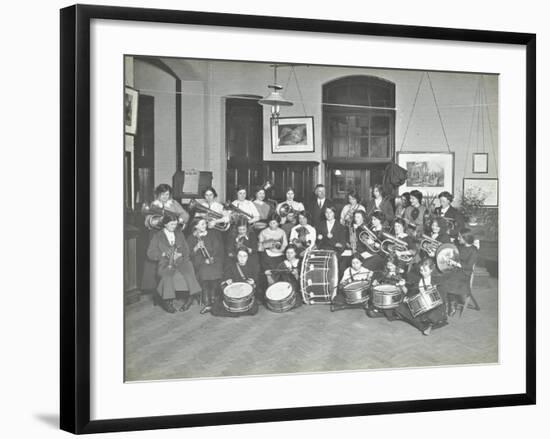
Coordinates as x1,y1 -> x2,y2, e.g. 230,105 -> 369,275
380,232 -> 412,262
278,202 -> 295,218
357,226 -> 383,254
189,199 -> 230,231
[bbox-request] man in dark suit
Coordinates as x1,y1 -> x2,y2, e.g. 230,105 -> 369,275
309,184 -> 336,228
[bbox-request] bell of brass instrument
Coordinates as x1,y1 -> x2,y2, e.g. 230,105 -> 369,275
189,199 -> 230,232
358,225 -> 382,254
141,202 -> 166,230
261,180 -> 278,210
262,238 -> 283,250
435,243 -> 461,273
420,234 -> 441,257
278,202 -> 296,218
193,230 -> 214,264
380,232 -> 413,262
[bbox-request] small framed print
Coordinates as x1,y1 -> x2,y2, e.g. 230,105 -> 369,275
271,116 -> 315,153
124,86 -> 139,135
473,152 -> 489,173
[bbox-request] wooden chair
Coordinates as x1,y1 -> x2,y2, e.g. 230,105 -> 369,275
459,263 -> 481,317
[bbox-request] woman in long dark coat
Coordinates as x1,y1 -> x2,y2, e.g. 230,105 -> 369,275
146,215 -> 201,313
187,217 -> 225,314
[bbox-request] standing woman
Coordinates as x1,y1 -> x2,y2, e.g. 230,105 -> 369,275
404,190 -> 428,237
252,186 -> 274,232
187,218 -> 225,314
231,186 -> 260,226
340,190 -> 366,226
146,214 -> 202,313
199,187 -> 231,230
141,184 -> 190,293
395,192 -> 411,219
365,184 -> 394,223
276,187 -> 305,222
434,191 -> 465,239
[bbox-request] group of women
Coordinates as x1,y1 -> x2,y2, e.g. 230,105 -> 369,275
144,182 -> 478,336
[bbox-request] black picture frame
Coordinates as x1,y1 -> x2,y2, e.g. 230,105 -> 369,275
60,4 -> 536,434
472,152 -> 489,173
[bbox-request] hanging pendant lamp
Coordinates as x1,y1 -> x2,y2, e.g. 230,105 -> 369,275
259,65 -> 293,120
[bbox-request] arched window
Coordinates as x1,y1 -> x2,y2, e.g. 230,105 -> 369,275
323,75 -> 396,204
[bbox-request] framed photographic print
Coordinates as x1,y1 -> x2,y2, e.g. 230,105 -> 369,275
463,178 -> 499,207
60,4 -> 536,435
473,152 -> 489,173
124,86 -> 139,135
397,152 -> 454,196
271,116 -> 315,153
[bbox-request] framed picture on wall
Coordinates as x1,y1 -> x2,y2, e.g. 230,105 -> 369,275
397,152 -> 454,196
124,86 -> 139,135
61,4 -> 535,435
463,178 -> 499,207
271,116 -> 314,153
473,152 -> 489,173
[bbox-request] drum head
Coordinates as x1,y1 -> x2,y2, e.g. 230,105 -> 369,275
266,282 -> 293,300
224,282 -> 253,298
435,243 -> 460,272
343,280 -> 370,291
373,284 -> 398,293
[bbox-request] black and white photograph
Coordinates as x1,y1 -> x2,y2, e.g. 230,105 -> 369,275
123,55 -> 500,382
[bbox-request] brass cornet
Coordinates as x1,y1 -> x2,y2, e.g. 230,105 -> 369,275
193,230 -> 214,265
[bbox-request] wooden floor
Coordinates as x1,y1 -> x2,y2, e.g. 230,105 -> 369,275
124,272 -> 498,382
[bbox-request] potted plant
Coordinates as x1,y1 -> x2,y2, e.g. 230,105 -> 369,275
460,186 -> 487,226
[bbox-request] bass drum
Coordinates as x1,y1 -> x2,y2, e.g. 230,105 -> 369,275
265,281 -> 296,312
223,282 -> 255,313
300,248 -> 339,304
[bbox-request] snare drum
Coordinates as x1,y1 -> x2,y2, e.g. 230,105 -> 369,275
407,287 -> 443,318
342,280 -> 371,305
223,282 -> 255,313
372,284 -> 403,309
300,249 -> 339,304
265,282 -> 296,312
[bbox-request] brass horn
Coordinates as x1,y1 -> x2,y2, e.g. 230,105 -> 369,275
380,232 -> 413,262
420,234 -> 441,257
357,226 -> 383,254
189,199 -> 230,232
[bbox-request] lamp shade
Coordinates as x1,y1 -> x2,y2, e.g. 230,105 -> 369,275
259,90 -> 293,108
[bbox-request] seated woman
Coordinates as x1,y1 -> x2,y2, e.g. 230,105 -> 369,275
366,256 -> 406,319
438,228 -> 479,316
141,183 -> 190,293
225,218 -> 258,266
394,258 -> 448,336
265,244 -> 301,292
276,187 -> 305,223
231,186 -> 260,226
331,253 -> 374,309
343,210 -> 386,273
146,214 -> 202,313
317,205 -> 346,254
390,217 -> 418,268
420,217 -> 451,259
187,217 -> 225,314
210,247 -> 260,317
258,213 -> 288,270
281,210 -> 297,239
339,190 -> 366,226
289,211 -> 316,257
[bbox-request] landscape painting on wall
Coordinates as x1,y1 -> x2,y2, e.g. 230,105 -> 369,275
397,152 -> 454,195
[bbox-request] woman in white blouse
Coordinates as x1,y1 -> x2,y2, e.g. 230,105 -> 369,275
231,186 -> 260,225
289,211 -> 316,256
276,187 -> 305,222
